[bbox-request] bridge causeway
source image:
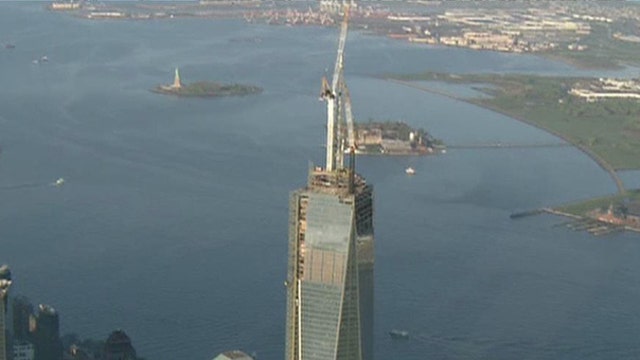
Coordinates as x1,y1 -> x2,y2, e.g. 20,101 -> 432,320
448,143 -> 571,149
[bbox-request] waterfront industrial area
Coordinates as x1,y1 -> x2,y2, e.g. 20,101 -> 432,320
44,0 -> 640,68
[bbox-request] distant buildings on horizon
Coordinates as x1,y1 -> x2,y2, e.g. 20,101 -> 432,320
0,266 -> 146,360
1,265 -> 256,360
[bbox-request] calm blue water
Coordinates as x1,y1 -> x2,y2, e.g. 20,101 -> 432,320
2,3 -> 640,360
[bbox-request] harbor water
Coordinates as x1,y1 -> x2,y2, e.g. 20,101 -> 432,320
1,3 -> 640,359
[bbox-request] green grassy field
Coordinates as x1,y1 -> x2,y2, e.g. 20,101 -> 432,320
545,23 -> 640,69
396,72 -> 640,170
154,82 -> 262,97
557,189 -> 640,216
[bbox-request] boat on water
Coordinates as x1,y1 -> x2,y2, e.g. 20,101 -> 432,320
4,44 -> 15,49
389,329 -> 410,340
32,56 -> 48,65
405,167 -> 415,175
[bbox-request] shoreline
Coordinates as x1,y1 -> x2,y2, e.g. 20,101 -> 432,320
538,52 -> 624,71
385,78 -> 627,195
60,8 -> 630,72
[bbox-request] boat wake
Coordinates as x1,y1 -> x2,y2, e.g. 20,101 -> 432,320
0,182 -> 48,190
0,178 -> 65,191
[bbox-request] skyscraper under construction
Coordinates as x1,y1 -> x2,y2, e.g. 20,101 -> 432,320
284,5 -> 374,360
285,167 -> 374,360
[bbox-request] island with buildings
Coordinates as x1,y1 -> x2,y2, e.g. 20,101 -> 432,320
354,120 -> 444,155
153,68 -> 262,98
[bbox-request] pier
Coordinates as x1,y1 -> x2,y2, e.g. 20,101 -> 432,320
563,218 -> 625,236
510,207 -> 631,236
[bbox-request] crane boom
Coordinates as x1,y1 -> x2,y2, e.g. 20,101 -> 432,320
331,6 -> 349,94
343,81 -> 356,150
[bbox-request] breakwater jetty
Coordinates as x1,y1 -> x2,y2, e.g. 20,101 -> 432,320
510,208 -> 581,220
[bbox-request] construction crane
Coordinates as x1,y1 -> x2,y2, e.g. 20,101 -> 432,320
322,2 -> 350,172
342,80 -> 356,151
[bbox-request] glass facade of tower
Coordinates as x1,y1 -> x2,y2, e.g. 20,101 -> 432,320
0,297 -> 6,360
285,170 -> 373,360
0,266 -> 12,360
355,189 -> 374,360
12,297 -> 33,342
34,305 -> 62,360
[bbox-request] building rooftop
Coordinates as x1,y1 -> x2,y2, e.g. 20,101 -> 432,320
0,265 -> 10,280
105,330 -> 132,346
38,304 -> 57,315
0,265 -> 11,294
625,202 -> 640,217
307,167 -> 368,197
212,350 -> 253,360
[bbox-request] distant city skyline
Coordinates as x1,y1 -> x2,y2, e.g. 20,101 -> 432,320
0,270 -> 144,360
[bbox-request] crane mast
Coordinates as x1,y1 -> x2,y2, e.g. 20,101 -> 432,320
323,3 -> 350,172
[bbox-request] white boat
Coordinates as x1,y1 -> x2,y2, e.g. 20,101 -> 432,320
53,178 -> 65,186
389,329 -> 410,339
405,167 -> 415,175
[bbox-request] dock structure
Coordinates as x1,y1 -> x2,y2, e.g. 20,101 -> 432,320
512,208 -> 631,236
564,218 -> 625,236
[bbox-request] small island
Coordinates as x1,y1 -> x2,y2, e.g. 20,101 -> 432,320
153,68 -> 262,98
355,120 -> 444,155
